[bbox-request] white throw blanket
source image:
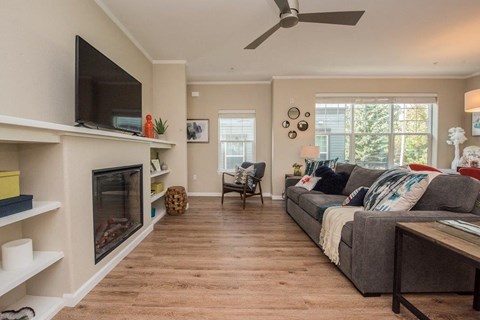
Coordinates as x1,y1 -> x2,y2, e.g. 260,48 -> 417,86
319,206 -> 363,265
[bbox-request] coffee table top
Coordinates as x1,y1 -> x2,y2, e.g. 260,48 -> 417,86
397,221 -> 480,264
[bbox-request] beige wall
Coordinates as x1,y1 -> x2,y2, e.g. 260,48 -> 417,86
0,0 -> 153,124
152,64 -> 188,189
271,78 -> 467,197
186,83 -> 272,195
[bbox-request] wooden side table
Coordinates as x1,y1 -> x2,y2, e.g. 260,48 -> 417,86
392,222 -> 480,319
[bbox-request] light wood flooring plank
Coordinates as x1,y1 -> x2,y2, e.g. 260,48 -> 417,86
55,197 -> 478,319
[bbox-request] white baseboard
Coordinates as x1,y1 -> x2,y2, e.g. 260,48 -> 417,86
188,192 -> 272,198
62,224 -> 154,307
271,195 -> 284,201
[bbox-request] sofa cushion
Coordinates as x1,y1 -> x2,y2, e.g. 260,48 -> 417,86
295,175 -> 321,191
305,158 -> 338,176
298,193 -> 346,222
412,174 -> 480,213
335,163 -> 357,176
286,186 -> 316,204
312,166 -> 349,194
342,187 -> 369,206
341,221 -> 354,248
343,166 -> 386,196
364,169 -> 431,211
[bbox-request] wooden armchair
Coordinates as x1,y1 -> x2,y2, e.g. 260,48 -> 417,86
221,162 -> 266,209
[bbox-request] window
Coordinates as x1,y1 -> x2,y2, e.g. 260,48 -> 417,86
218,110 -> 256,171
315,95 -> 434,169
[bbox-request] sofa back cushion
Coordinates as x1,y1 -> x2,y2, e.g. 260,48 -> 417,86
412,174 -> 480,213
335,163 -> 357,176
342,166 -> 386,196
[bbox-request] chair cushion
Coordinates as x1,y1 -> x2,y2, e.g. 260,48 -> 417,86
234,164 -> 255,189
223,182 -> 253,192
298,193 -> 346,222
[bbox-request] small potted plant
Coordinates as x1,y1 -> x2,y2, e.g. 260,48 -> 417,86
292,162 -> 303,176
154,118 -> 168,139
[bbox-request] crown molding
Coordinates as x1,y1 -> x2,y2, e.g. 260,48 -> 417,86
271,74 -> 469,80
187,81 -> 271,85
153,60 -> 187,65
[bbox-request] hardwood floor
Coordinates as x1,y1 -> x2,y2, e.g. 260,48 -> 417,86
55,197 -> 478,320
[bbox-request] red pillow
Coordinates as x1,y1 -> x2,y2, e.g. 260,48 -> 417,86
459,167 -> 480,180
408,163 -> 442,173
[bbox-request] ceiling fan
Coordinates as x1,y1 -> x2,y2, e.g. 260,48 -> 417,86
245,0 -> 365,49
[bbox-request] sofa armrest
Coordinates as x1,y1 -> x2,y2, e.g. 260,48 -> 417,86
351,210 -> 480,294
285,176 -> 301,189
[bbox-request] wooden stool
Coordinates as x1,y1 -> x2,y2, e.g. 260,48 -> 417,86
165,186 -> 187,215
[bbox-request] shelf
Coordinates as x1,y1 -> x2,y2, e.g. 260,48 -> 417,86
5,295 -> 64,320
0,251 -> 64,296
150,207 -> 166,225
150,190 -> 166,203
150,169 -> 171,178
0,201 -> 61,228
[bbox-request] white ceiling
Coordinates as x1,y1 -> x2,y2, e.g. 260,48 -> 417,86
97,0 -> 480,82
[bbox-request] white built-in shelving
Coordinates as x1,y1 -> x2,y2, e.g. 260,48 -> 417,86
150,190 -> 167,203
0,251 -> 64,296
150,169 -> 171,178
150,207 -> 166,226
5,295 -> 64,320
0,201 -> 61,228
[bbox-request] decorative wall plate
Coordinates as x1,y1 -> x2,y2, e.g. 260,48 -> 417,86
305,112 -> 311,117
288,130 -> 297,139
282,120 -> 290,128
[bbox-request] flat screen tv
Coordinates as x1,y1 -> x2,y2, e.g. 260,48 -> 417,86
75,36 -> 142,134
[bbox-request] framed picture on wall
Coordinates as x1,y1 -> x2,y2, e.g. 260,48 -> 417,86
187,119 -> 209,143
473,113 -> 480,136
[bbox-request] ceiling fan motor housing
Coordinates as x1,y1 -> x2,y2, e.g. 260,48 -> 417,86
280,0 -> 299,28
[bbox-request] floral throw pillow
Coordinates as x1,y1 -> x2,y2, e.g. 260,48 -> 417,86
295,175 -> 321,191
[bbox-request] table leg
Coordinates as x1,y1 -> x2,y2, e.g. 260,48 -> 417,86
474,268 -> 480,311
392,227 -> 403,314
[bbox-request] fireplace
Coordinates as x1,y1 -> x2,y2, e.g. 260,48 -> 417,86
92,165 -> 143,264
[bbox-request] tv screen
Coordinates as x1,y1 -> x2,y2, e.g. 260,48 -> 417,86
75,36 -> 142,134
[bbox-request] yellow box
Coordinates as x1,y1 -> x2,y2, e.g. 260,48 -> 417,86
151,182 -> 164,194
0,171 -> 20,200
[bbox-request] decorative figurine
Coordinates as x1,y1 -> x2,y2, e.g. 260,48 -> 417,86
446,127 -> 467,170
144,114 -> 154,138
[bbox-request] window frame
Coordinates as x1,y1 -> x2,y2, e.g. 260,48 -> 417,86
315,95 -> 434,168
217,110 -> 256,172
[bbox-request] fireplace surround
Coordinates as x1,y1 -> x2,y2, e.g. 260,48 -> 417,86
92,165 -> 143,263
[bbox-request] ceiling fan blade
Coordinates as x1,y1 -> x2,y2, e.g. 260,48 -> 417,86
274,0 -> 291,14
298,11 -> 365,26
244,23 -> 281,50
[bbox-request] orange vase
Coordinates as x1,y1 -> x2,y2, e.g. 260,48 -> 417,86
144,114 -> 154,138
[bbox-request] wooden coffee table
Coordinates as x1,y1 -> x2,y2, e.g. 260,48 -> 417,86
392,221 -> 480,319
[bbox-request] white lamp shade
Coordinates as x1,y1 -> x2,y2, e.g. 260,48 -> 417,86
300,146 -> 320,159
465,89 -> 480,112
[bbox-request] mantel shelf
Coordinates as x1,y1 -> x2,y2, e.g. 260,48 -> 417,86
0,115 -> 175,147
0,201 -> 61,228
0,251 -> 64,296
150,169 -> 171,178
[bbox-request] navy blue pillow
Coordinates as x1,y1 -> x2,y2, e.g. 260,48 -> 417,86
342,187 -> 369,206
313,166 -> 349,195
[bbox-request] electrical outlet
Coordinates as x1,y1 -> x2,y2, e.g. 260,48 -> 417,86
193,174 -> 197,180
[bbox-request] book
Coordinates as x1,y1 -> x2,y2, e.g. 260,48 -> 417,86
434,220 -> 480,245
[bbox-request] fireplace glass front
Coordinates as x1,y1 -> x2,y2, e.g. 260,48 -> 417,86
92,165 -> 143,263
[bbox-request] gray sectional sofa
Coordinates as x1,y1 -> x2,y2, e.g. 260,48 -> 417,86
285,163 -> 480,296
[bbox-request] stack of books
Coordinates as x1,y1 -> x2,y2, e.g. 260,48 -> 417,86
434,220 -> 480,245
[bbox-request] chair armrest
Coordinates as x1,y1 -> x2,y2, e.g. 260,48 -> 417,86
351,210 -> 480,293
222,172 -> 235,184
